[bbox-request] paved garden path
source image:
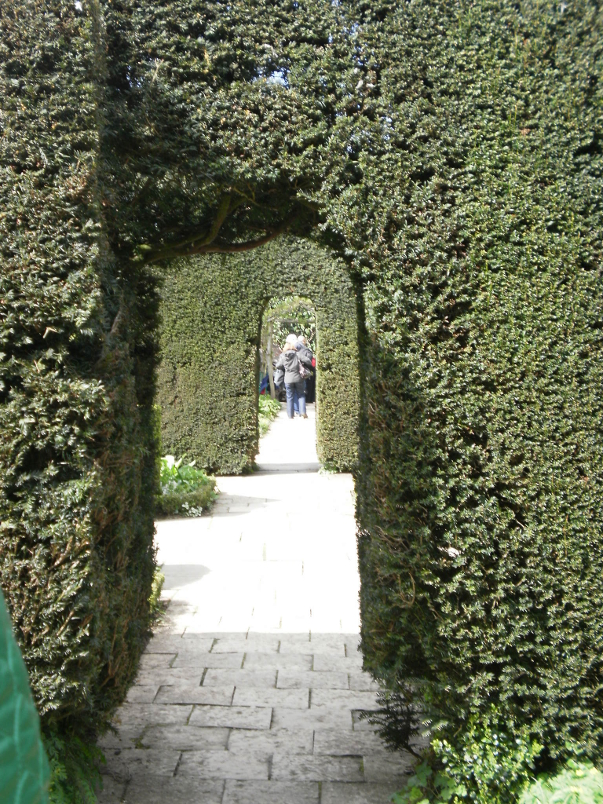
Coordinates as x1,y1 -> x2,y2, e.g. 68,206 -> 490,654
99,404 -> 413,803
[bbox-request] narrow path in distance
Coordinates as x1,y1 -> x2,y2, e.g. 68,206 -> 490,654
99,403 -> 413,804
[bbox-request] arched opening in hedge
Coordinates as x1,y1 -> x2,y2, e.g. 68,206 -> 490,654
259,294 -> 317,400
156,237 -> 361,474
4,0 -> 603,779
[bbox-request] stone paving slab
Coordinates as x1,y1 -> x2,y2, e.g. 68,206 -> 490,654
125,684 -> 160,704
348,671 -> 382,691
321,782 -> 400,804
363,752 -> 414,781
243,651 -> 313,670
170,652 -> 245,669
313,729 -> 392,756
310,689 -> 380,710
155,682 -> 234,705
111,703 -> 192,729
141,724 -> 230,751
96,775 -> 126,804
226,728 -> 314,756
223,781 -> 319,804
232,687 -> 310,708
271,754 -> 365,782
312,654 -> 364,672
276,670 -> 350,689
135,666 -> 205,685
203,668 -> 278,687
123,778 -> 225,804
211,634 -> 281,653
178,749 -> 269,780
271,706 -> 353,730
100,408 -> 414,801
101,748 -> 181,782
189,704 -> 273,730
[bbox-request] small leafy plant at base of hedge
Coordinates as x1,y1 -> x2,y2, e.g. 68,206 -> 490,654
155,456 -> 217,518
520,762 -> 603,804
258,395 -> 281,437
391,708 -> 542,804
44,726 -> 104,804
149,567 -> 166,621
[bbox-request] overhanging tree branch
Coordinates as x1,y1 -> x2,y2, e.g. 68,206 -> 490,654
142,193 -> 240,264
146,210 -> 300,263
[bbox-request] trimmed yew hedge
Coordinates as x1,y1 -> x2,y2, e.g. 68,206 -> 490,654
348,0 -> 603,762
0,0 -> 156,738
157,238 -> 360,473
2,0 -> 602,781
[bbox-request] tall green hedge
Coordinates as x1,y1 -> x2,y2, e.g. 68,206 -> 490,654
2,0 -> 602,777
157,238 -> 360,473
0,0 -> 156,738
344,0 -> 603,761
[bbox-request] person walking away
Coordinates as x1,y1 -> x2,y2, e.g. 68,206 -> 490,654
296,335 -> 315,404
285,333 -> 300,414
275,340 -> 313,419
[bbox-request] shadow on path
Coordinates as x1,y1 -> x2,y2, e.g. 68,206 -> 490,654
98,404 -> 415,803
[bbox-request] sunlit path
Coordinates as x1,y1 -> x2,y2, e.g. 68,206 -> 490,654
98,408 -> 413,803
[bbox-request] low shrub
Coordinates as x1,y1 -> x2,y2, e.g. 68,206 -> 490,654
44,726 -> 103,804
155,456 -> 216,518
520,761 -> 603,804
360,685 -> 421,755
392,708 -> 542,804
258,395 -> 281,437
149,567 -> 165,621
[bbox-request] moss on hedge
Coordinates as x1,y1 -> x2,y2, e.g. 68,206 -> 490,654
156,238 -> 361,474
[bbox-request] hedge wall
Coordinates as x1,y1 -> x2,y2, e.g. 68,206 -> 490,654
157,238 -> 360,473
2,0 -> 602,778
0,0 -> 156,737
342,0 -> 603,762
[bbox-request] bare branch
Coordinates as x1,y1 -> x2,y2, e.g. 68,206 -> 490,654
145,194 -> 240,264
147,211 -> 299,263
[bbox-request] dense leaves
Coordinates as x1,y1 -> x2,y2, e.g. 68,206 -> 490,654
349,0 -> 603,762
1,0 -> 602,780
0,0 -> 156,739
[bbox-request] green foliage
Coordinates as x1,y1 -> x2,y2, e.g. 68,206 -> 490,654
2,0 -> 602,784
360,685 -> 421,754
149,567 -> 166,620
392,760 -> 459,804
432,712 -> 542,804
156,239 -> 361,473
44,726 -> 103,804
155,455 -> 217,517
520,762 -> 603,804
159,455 -> 212,495
0,0 -> 157,749
258,395 -> 281,436
392,711 -> 541,804
264,296 -> 317,350
352,0 -> 603,764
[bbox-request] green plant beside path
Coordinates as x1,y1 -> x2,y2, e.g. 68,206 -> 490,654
259,395 -> 281,437
156,456 -> 217,518
520,762 -> 603,804
392,757 -> 603,804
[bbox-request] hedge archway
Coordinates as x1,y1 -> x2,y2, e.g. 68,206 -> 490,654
1,0 -> 602,782
157,238 -> 360,473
